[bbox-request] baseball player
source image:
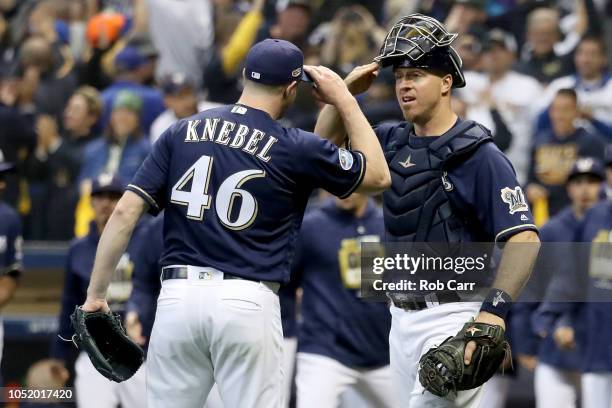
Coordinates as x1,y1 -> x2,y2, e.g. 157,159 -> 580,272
52,173 -> 147,408
514,158 -> 605,408
314,14 -> 540,407
0,149 -> 22,365
291,193 -> 396,408
80,38 -> 390,408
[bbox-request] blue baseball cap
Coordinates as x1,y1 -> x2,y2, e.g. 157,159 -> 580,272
567,157 -> 605,182
91,173 -> 126,196
115,46 -> 146,71
245,39 -> 311,85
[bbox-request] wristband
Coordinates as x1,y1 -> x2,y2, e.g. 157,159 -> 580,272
480,288 -> 513,320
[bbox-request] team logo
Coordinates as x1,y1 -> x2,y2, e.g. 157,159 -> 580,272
398,155 -> 415,168
500,186 -> 529,214
339,148 -> 354,170
291,68 -> 302,78
441,171 -> 453,192
492,290 -> 505,307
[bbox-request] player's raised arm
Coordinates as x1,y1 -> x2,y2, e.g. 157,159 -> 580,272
313,63 -> 380,146
304,65 -> 390,194
83,191 -> 149,312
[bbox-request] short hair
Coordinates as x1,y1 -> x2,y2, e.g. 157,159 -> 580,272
73,86 -> 103,118
578,34 -> 607,54
555,88 -> 578,102
527,8 -> 559,29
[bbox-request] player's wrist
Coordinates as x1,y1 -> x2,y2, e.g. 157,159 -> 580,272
479,288 -> 513,322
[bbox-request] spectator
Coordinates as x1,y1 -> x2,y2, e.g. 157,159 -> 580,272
147,0 -> 214,89
445,0 -> 488,35
150,73 -> 220,143
63,86 -> 103,152
526,88 -> 606,219
79,90 -> 149,184
260,0 -> 312,48
454,27 -> 485,72
99,46 -> 165,135
457,29 -> 543,184
24,114 -> 80,240
515,7 -> 584,84
0,71 -> 36,208
17,35 -> 77,120
537,35 -> 612,138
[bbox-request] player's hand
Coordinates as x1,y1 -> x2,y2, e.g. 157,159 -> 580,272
553,326 -> 576,350
464,311 -> 506,365
125,311 -> 147,346
345,62 -> 379,95
303,65 -> 353,106
517,353 -> 538,371
81,296 -> 110,313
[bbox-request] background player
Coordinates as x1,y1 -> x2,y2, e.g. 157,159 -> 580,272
52,173 -> 146,408
80,38 -> 390,408
291,192 -> 397,408
514,157 -> 605,408
314,14 -> 540,407
0,149 -> 22,368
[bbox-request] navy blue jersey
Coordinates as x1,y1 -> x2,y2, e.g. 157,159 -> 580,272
52,222 -> 143,364
127,104 -> 365,283
578,201 -> 612,372
375,122 -> 537,242
0,202 -> 23,275
293,199 -> 391,369
513,207 -> 583,370
127,214 -> 164,351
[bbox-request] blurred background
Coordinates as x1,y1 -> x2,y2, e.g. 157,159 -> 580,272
0,0 -> 611,407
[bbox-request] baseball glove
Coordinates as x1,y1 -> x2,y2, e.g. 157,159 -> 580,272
418,321 -> 509,397
70,306 -> 144,382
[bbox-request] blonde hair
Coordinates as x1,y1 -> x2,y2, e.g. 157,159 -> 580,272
73,86 -> 103,119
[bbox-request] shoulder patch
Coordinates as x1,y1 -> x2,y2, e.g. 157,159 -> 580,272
338,148 -> 354,170
500,186 -> 529,214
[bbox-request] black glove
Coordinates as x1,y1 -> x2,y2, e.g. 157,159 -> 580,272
418,321 -> 509,397
70,306 -> 144,382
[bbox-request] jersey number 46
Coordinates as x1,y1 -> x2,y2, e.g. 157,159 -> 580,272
170,155 -> 265,230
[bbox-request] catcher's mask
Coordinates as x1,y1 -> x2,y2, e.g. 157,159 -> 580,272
374,14 -> 466,88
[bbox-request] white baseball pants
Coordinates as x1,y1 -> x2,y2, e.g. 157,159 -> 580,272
389,302 -> 484,408
534,363 -> 579,408
295,352 -> 398,408
75,352 -> 147,408
582,372 -> 612,408
146,266 -> 284,408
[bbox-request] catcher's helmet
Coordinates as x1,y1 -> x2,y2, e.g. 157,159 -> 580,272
374,14 -> 466,88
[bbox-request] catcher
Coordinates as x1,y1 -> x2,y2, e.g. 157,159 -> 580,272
313,14 -> 541,407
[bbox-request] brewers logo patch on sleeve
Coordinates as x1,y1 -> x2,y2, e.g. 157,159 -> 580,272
500,186 -> 529,214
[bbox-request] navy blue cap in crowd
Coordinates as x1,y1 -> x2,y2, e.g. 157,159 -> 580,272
160,73 -> 195,95
91,173 -> 126,196
115,46 -> 147,71
245,39 -> 311,85
0,148 -> 15,175
567,157 -> 606,182
605,144 -> 612,166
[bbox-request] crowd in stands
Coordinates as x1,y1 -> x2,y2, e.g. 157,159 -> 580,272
0,0 -> 611,241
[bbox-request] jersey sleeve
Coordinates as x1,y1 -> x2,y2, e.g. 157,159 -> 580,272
126,124 -> 175,215
449,143 -> 538,242
293,130 -> 365,199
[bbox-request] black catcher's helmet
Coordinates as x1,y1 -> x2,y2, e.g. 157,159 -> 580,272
374,14 -> 466,88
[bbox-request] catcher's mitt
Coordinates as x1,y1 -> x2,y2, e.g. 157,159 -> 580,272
70,306 -> 144,382
418,321 -> 509,397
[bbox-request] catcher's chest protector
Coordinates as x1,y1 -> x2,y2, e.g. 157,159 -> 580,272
382,120 -> 492,242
